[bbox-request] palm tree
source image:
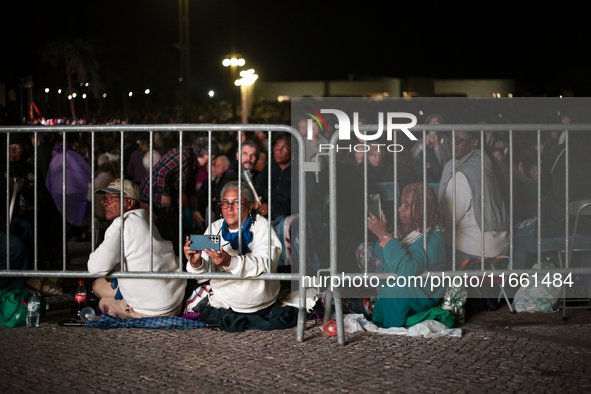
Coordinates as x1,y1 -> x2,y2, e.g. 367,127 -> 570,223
42,40 -> 103,121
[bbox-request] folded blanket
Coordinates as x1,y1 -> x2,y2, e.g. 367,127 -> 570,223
86,313 -> 205,329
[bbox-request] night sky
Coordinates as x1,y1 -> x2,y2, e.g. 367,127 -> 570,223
1,1 -> 587,103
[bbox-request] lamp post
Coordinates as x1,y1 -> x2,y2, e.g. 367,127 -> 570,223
222,54 -> 245,122
235,69 -> 258,124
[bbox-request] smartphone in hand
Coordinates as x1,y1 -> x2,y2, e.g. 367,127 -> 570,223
189,234 -> 221,252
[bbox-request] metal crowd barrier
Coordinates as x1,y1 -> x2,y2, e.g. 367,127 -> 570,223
3,123 -> 591,345
0,124 -> 312,342
325,124 -> 591,344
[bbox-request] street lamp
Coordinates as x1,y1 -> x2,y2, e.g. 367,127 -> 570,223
234,69 -> 258,124
222,53 -> 245,122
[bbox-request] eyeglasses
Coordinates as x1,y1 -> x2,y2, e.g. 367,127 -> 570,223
218,200 -> 243,209
102,195 -> 130,205
273,145 -> 290,152
9,145 -> 23,152
453,135 -> 472,145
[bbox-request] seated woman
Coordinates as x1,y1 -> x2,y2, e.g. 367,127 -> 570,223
184,181 -> 282,314
367,183 -> 449,328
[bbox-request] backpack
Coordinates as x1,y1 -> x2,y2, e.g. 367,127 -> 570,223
0,288 -> 47,327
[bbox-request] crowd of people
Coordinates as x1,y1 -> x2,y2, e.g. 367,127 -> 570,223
2,111 -> 591,330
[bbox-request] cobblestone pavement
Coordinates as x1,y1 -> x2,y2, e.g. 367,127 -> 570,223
2,242 -> 591,393
2,301 -> 591,393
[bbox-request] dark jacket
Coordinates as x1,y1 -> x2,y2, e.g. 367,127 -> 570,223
255,158 -> 292,221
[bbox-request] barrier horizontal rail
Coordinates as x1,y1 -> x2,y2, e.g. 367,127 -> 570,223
0,271 -> 301,280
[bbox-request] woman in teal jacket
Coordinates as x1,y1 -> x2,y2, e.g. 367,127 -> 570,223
367,183 -> 448,328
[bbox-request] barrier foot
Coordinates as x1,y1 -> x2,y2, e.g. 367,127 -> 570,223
323,291 -> 333,325
333,288 -> 346,345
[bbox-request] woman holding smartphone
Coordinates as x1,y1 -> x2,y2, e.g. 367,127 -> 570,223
366,183 -> 449,328
184,181 -> 282,315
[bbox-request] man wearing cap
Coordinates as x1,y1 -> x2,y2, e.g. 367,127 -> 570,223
88,179 -> 187,318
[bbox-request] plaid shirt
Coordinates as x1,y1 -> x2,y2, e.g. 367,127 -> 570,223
140,147 -> 198,210
86,313 -> 205,329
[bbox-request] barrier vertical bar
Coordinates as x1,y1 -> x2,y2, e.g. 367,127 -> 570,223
179,130 -> 183,270
34,132 -> 38,270
481,130 -> 485,271
208,132 -> 213,272
537,130 -> 541,265
509,130 -> 513,270
5,133 -> 9,270
393,130 -> 398,236
149,131 -> 154,272
364,139 -> 368,274
62,132 -> 66,270
565,131 -> 569,269
91,132 -> 95,252
208,131 -> 212,234
238,130 -> 242,255
328,132 -> 338,325
120,131 -> 125,271
267,132 -> 272,245
564,130 -> 569,315
296,129 -> 309,343
423,130 -> 427,251
267,131 -> 272,271
452,130 -> 456,271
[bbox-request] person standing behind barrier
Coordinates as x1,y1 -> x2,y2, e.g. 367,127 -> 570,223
45,133 -> 92,229
140,137 -> 220,254
3,135 -> 63,269
512,131 -> 591,269
255,133 -> 293,224
230,139 -> 260,185
438,131 -> 510,264
411,114 -> 451,183
254,133 -> 294,266
126,137 -> 149,184
367,183 -> 449,328
88,179 -> 187,318
184,181 -> 281,313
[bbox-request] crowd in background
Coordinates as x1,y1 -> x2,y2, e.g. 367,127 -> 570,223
2,110 -> 591,321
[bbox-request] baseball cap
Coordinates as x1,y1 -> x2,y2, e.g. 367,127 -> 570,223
96,179 -> 141,201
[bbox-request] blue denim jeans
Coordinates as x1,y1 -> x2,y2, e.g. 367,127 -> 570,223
513,218 -> 591,269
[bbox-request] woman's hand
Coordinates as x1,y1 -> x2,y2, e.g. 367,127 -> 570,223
367,210 -> 389,240
258,202 -> 269,216
204,248 -> 232,268
184,236 -> 203,268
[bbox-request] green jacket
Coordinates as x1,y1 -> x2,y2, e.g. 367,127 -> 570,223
372,232 -> 447,328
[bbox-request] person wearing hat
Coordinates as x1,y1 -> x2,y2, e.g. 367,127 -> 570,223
88,179 -> 187,318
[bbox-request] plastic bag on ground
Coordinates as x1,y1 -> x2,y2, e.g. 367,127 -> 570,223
512,262 -> 562,313
343,314 -> 462,338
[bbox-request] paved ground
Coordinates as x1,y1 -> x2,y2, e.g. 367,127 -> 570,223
2,242 -> 591,393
